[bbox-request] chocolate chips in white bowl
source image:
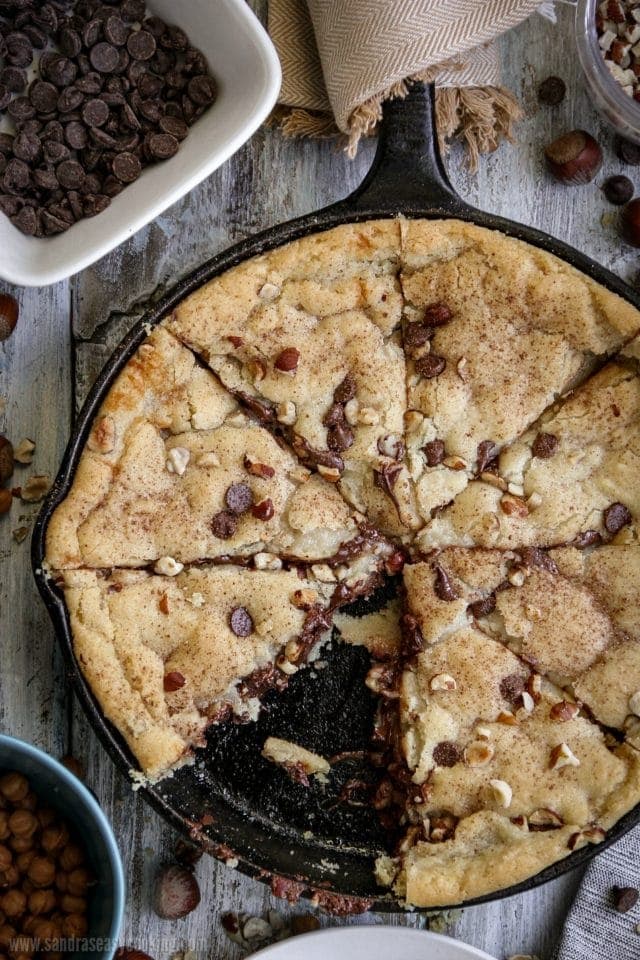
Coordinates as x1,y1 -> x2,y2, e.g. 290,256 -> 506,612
0,0 -> 217,237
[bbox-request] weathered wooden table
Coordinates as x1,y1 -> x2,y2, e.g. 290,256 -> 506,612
1,4 -> 637,957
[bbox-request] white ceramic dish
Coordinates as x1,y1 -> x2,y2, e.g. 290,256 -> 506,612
0,0 -> 281,287
250,927 -> 498,960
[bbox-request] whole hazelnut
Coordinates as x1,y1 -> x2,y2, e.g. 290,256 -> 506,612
15,851 -> 35,874
0,867 -> 19,888
0,816 -> 8,842
0,439 -> 13,486
59,894 -> 86,915
40,825 -> 68,856
0,490 -> 12,516
0,924 -> 17,949
8,811 -> 37,839
31,919 -> 58,942
58,845 -> 83,872
35,808 -> 56,831
8,835 -> 33,854
0,774 -> 28,805
28,889 -> 56,916
66,868 -> 93,897
62,913 -> 88,938
0,848 -> 10,873
621,198 -> 640,246
0,889 -> 26,918
16,792 -> 37,812
27,856 -> 55,888
544,130 -> 603,184
0,294 -> 18,343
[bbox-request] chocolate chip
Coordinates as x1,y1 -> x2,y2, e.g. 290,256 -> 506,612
137,72 -> 163,98
23,25 -> 47,51
65,121 -> 88,150
59,28 -> 82,58
415,354 -> 446,379
76,74 -> 103,95
146,132 -> 179,159
519,547 -> 558,574
90,42 -> 120,73
604,502 -> 632,534
56,159 -> 85,189
122,0 -> 146,22
11,205 -> 37,235
532,432 -> 559,458
41,208 -> 71,235
158,115 -> 188,139
44,55 -> 77,88
251,498 -> 275,521
538,76 -> 566,106
12,132 -> 41,164
138,98 -> 162,122
373,463 -> 403,497
0,195 -> 22,217
432,741 -> 462,767
82,19 -> 103,48
0,86 -> 10,111
433,563 -> 459,601
0,135 -> 13,156
333,374 -> 356,404
43,140 -> 70,164
211,510 -> 238,540
8,96 -> 35,122
187,75 -> 216,105
144,15 -> 169,38
127,29 -> 156,61
225,483 -> 253,515
500,674 -> 526,704
2,67 -> 27,94
327,421 -> 354,452
616,136 -> 640,166
112,151 -> 141,182
104,16 -> 128,47
57,87 -> 84,114
468,593 -> 496,618
423,439 -> 445,466
612,886 -> 639,913
3,158 -> 30,192
28,80 -> 58,114
82,98 -> 109,128
571,529 -> 601,549
229,606 -> 253,638
82,193 -> 110,217
5,32 -> 33,69
424,302 -> 453,326
476,440 -> 498,473
404,321 -> 432,350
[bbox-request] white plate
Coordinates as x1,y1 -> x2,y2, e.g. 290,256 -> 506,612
250,927 -> 498,960
1,0 -> 281,287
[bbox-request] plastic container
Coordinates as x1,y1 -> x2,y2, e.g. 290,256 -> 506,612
576,0 -> 640,142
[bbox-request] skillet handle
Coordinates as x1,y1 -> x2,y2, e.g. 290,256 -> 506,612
343,81 -> 465,215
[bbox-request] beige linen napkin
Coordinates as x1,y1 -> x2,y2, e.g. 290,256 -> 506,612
269,0 -> 544,167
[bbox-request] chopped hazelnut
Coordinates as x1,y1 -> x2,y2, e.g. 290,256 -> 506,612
258,282 -> 280,299
429,673 -> 457,692
13,439 -> 35,465
20,475 -> 50,503
153,556 -> 184,577
488,779 -> 513,808
197,452 -> 220,468
443,456 -> 467,471
87,415 -> 115,454
317,465 -> 340,483
500,494 -> 529,518
276,400 -> 296,425
290,588 -> 318,609
549,742 -> 580,770
464,741 -> 495,767
629,690 -> 640,716
166,446 -> 190,476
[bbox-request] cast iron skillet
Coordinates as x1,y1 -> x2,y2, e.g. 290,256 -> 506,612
33,82 -> 640,911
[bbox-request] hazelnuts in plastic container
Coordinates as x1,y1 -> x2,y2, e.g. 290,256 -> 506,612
0,769 -> 94,951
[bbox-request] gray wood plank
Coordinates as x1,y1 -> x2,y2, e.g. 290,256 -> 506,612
0,281 -> 71,757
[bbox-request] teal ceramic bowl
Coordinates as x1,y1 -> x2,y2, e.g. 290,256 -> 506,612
0,734 -> 125,960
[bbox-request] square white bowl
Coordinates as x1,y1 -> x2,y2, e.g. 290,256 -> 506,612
0,0 -> 281,287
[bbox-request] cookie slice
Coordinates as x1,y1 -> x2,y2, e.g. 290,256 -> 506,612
401,219 -> 640,525
418,355 -> 640,551
165,221 -> 415,536
379,557 -> 640,907
58,565 -> 337,780
46,327 -> 390,586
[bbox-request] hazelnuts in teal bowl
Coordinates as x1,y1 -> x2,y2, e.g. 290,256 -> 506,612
0,734 -> 125,960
